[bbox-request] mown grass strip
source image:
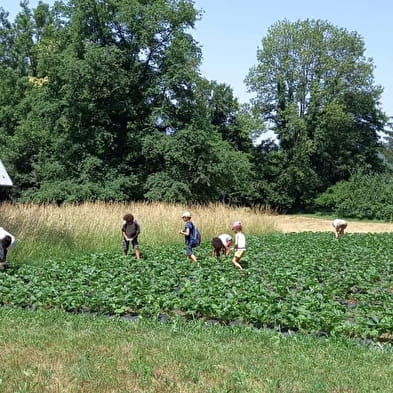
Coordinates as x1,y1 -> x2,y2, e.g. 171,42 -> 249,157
0,307 -> 392,393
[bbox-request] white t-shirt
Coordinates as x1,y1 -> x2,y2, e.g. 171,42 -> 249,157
235,232 -> 246,250
332,219 -> 347,228
218,234 -> 232,246
0,227 -> 16,249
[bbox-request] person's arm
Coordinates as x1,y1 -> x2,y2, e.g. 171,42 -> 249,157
135,223 -> 141,237
180,223 -> 191,236
0,246 -> 8,262
121,225 -> 128,241
180,227 -> 190,236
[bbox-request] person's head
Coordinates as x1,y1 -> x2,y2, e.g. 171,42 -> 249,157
211,237 -> 224,257
232,221 -> 242,233
1,235 -> 12,249
123,214 -> 134,223
182,211 -> 191,221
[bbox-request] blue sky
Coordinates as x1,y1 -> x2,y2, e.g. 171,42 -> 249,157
2,0 -> 392,118
192,0 -> 393,119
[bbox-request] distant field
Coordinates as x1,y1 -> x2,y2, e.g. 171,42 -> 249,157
274,215 -> 393,233
0,202 -> 277,263
2,201 -> 393,264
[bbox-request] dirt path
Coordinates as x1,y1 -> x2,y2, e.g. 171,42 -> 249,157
274,215 -> 393,234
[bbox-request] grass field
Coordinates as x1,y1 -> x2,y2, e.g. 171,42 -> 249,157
1,202 -> 393,392
1,307 -> 393,393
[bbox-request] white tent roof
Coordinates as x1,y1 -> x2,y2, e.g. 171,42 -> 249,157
0,160 -> 13,186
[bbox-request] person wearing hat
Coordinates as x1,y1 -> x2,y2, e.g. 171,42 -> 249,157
0,227 -> 16,270
179,211 -> 198,262
231,221 -> 245,269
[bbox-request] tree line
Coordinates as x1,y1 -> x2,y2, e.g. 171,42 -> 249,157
0,0 -> 391,212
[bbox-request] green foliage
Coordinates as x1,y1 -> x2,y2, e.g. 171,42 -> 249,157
247,19 -> 387,209
142,122 -> 256,203
315,171 -> 393,220
0,6 -> 390,209
18,174 -> 140,203
0,0 -> 260,205
3,232 -> 393,342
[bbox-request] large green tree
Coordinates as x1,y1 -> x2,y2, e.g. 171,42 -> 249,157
246,19 -> 387,210
0,0 -> 256,203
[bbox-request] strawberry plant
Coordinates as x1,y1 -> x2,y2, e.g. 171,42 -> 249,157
1,232 -> 393,341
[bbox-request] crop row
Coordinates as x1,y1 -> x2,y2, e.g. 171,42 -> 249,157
1,232 -> 393,341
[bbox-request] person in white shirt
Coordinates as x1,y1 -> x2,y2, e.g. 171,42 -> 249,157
211,233 -> 232,257
332,219 -> 347,238
231,221 -> 246,269
0,227 -> 16,270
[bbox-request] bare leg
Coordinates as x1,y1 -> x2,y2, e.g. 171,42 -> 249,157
337,225 -> 346,237
135,248 -> 141,259
232,256 -> 243,269
188,254 -> 198,262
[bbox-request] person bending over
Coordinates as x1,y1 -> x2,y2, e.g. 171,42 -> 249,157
332,219 -> 347,238
121,214 -> 141,259
211,233 -> 232,257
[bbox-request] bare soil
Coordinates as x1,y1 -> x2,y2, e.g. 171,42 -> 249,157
274,215 -> 393,234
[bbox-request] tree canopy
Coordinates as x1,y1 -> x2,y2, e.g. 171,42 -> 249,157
0,0 -> 257,204
246,19 -> 388,209
0,8 -> 390,211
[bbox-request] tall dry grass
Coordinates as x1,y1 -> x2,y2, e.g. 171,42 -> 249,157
0,202 -> 278,262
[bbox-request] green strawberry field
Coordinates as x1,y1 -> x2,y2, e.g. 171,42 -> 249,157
1,232 -> 393,342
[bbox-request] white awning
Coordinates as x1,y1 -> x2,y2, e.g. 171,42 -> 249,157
0,160 -> 13,186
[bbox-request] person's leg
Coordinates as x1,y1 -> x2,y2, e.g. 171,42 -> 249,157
185,244 -> 197,262
132,238 -> 141,259
232,256 -> 243,269
225,240 -> 232,256
232,250 -> 245,269
122,239 -> 129,256
0,246 -> 6,271
337,224 -> 346,237
212,238 -> 222,257
187,254 -> 197,262
189,253 -> 197,262
0,246 -> 6,263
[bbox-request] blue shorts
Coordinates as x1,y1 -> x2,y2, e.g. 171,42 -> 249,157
185,242 -> 194,256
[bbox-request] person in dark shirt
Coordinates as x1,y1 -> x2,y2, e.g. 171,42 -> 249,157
121,214 -> 141,259
0,227 -> 16,270
179,211 -> 198,262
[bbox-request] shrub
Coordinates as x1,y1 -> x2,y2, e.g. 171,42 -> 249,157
314,171 -> 393,221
